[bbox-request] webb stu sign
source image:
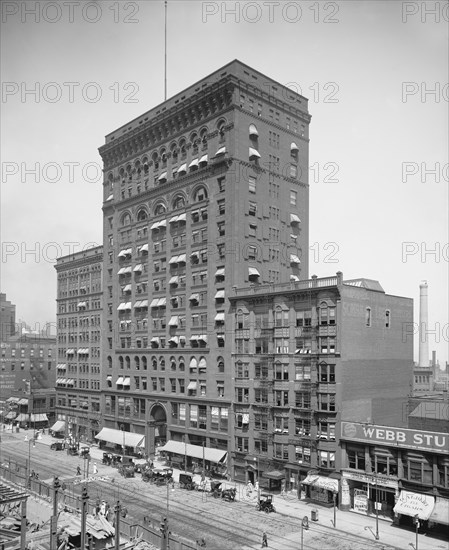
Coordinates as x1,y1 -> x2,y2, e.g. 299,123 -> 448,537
341,422 -> 448,454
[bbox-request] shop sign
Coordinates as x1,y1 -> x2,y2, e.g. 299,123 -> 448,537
341,469 -> 398,488
341,421 -> 448,454
354,491 -> 368,514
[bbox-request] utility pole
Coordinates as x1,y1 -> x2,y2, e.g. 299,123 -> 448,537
50,476 -> 60,550
81,486 -> 88,550
114,500 -> 121,550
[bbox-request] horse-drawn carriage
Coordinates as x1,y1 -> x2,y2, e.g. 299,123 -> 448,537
210,481 -> 237,502
118,456 -> 136,478
179,473 -> 197,490
142,467 -> 173,485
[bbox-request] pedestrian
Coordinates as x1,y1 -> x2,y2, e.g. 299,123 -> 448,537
92,463 -> 98,475
76,466 -> 81,476
261,531 -> 268,547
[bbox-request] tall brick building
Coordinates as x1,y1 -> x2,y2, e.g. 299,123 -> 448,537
54,246 -> 103,442
97,60 -> 311,459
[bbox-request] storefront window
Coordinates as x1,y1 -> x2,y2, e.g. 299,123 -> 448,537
371,451 -> 398,476
406,454 -> 433,484
437,458 -> 449,487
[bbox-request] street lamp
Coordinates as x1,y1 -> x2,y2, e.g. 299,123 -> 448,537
253,456 -> 260,501
413,514 -> 420,550
120,424 -> 125,461
300,516 -> 309,550
332,490 -> 337,528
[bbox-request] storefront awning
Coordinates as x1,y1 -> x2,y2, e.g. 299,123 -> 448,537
16,414 -> 28,422
302,474 -> 338,493
393,490 -> 435,521
262,470 -> 285,480
6,397 -> 19,403
429,497 -> 449,525
50,420 -> 66,433
30,413 -> 48,422
158,440 -> 227,464
17,398 -> 29,406
5,412 -> 16,420
95,427 -> 145,448
290,213 -> 301,224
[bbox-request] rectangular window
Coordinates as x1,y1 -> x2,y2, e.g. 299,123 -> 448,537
290,190 -> 297,206
249,201 -> 257,216
249,176 -> 256,193
385,310 -> 390,328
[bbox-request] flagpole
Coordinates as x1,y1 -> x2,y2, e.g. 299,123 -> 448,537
164,0 -> 167,100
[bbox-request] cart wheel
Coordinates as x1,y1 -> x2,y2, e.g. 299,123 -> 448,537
265,507 -> 271,513
256,504 -> 261,511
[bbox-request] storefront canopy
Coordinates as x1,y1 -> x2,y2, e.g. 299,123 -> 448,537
50,420 -> 66,433
158,440 -> 227,464
429,497 -> 449,525
30,413 -> 48,422
5,411 -> 16,420
95,427 -> 145,448
393,490 -> 435,520
302,474 -> 338,493
16,414 -> 28,422
262,470 -> 285,480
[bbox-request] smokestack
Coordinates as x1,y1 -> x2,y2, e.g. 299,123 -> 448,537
419,281 -> 429,367
432,351 -> 436,368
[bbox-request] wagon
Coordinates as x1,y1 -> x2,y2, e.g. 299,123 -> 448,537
67,445 -> 78,456
152,468 -> 173,486
179,473 -> 197,490
50,441 -> 65,451
79,446 -> 91,460
102,452 -> 113,465
119,464 -> 135,478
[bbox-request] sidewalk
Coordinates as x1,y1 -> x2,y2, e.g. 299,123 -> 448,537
7,429 -> 449,550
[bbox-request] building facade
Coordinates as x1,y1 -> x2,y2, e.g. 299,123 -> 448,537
227,273 -> 413,499
54,246 -> 103,443
340,421 -> 449,532
0,293 -> 16,343
97,60 -> 311,461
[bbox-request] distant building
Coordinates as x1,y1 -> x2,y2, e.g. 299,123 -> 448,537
228,272 -> 413,500
0,293 -> 16,342
54,246 -> 103,442
408,397 -> 449,433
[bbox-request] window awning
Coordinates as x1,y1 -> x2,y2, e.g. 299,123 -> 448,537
106,194 -> 113,201
150,298 -> 159,308
290,275 -> 300,282
151,221 -> 161,230
117,267 -> 127,275
291,142 -> 299,151
66,349 -> 75,355
290,254 -> 301,264
190,335 -> 199,341
123,284 -> 132,292
189,357 -> 198,368
189,158 -> 199,169
16,414 -> 28,422
187,381 -> 197,390
5,412 -> 17,420
151,337 -> 160,344
107,375 -> 112,381
169,336 -> 179,344
429,497 -> 449,525
190,251 -> 200,260
118,249 -> 129,258
158,440 -> 227,464
177,214 -> 186,223
290,213 -> 301,224
214,290 -> 225,299
198,335 -> 208,343
169,215 -> 179,224
169,316 -> 179,327
217,333 -> 225,341
215,268 -> 225,277
116,377 -> 124,385
198,357 -> 207,369
77,302 -> 86,308
249,267 -> 260,277
215,146 -> 226,156
123,266 -> 132,274
117,303 -> 127,311
30,413 -> 48,422
122,377 -> 130,387
57,363 -> 67,369
301,474 -> 338,493
95,427 -> 145,448
249,124 -> 259,137
176,253 -> 186,263
157,297 -> 166,307
6,397 -> 19,403
177,163 -> 187,174
140,244 -> 149,253
133,264 -> 143,272
139,299 -> 148,308
158,171 -> 167,182
199,154 -> 208,166
50,420 -> 65,433
249,147 -> 261,159
66,379 -> 75,386
134,300 -> 143,308
215,312 -> 225,322
17,398 -> 29,406
169,255 -> 179,265
393,491 -> 435,521
189,293 -> 199,302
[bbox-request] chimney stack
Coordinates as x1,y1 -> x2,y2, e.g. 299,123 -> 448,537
418,281 -> 429,367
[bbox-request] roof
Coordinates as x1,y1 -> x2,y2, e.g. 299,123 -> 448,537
343,278 -> 385,293
58,512 -> 115,539
409,402 -> 449,421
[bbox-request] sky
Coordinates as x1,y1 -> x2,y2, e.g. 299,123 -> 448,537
1,0 -> 448,366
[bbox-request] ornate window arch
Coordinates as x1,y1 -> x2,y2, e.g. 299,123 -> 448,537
172,194 -> 186,210
121,212 -> 132,226
154,201 -> 167,216
136,208 -> 148,222
192,185 -> 208,203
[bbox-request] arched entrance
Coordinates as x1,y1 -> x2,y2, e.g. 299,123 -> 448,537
148,403 -> 167,458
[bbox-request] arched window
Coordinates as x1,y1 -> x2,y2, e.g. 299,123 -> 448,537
179,138 -> 186,159
172,195 -> 186,210
152,356 -> 157,369
217,356 -> 225,373
160,148 -> 167,167
134,356 -> 140,370
142,356 -> 147,370
190,132 -> 199,154
170,356 -> 176,370
365,307 -> 372,327
154,202 -> 167,216
135,160 -> 141,174
119,356 -> 124,369
179,356 -> 185,371
125,356 -> 130,369
136,209 -> 148,221
121,212 -> 132,226
126,164 -> 132,180
159,356 -> 166,370
152,152 -> 159,170
170,142 -> 178,159
142,157 -> 149,172
107,356 -> 112,369
200,127 -> 208,146
193,186 -> 208,203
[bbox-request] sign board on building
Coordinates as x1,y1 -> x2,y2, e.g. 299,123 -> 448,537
341,422 -> 448,455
